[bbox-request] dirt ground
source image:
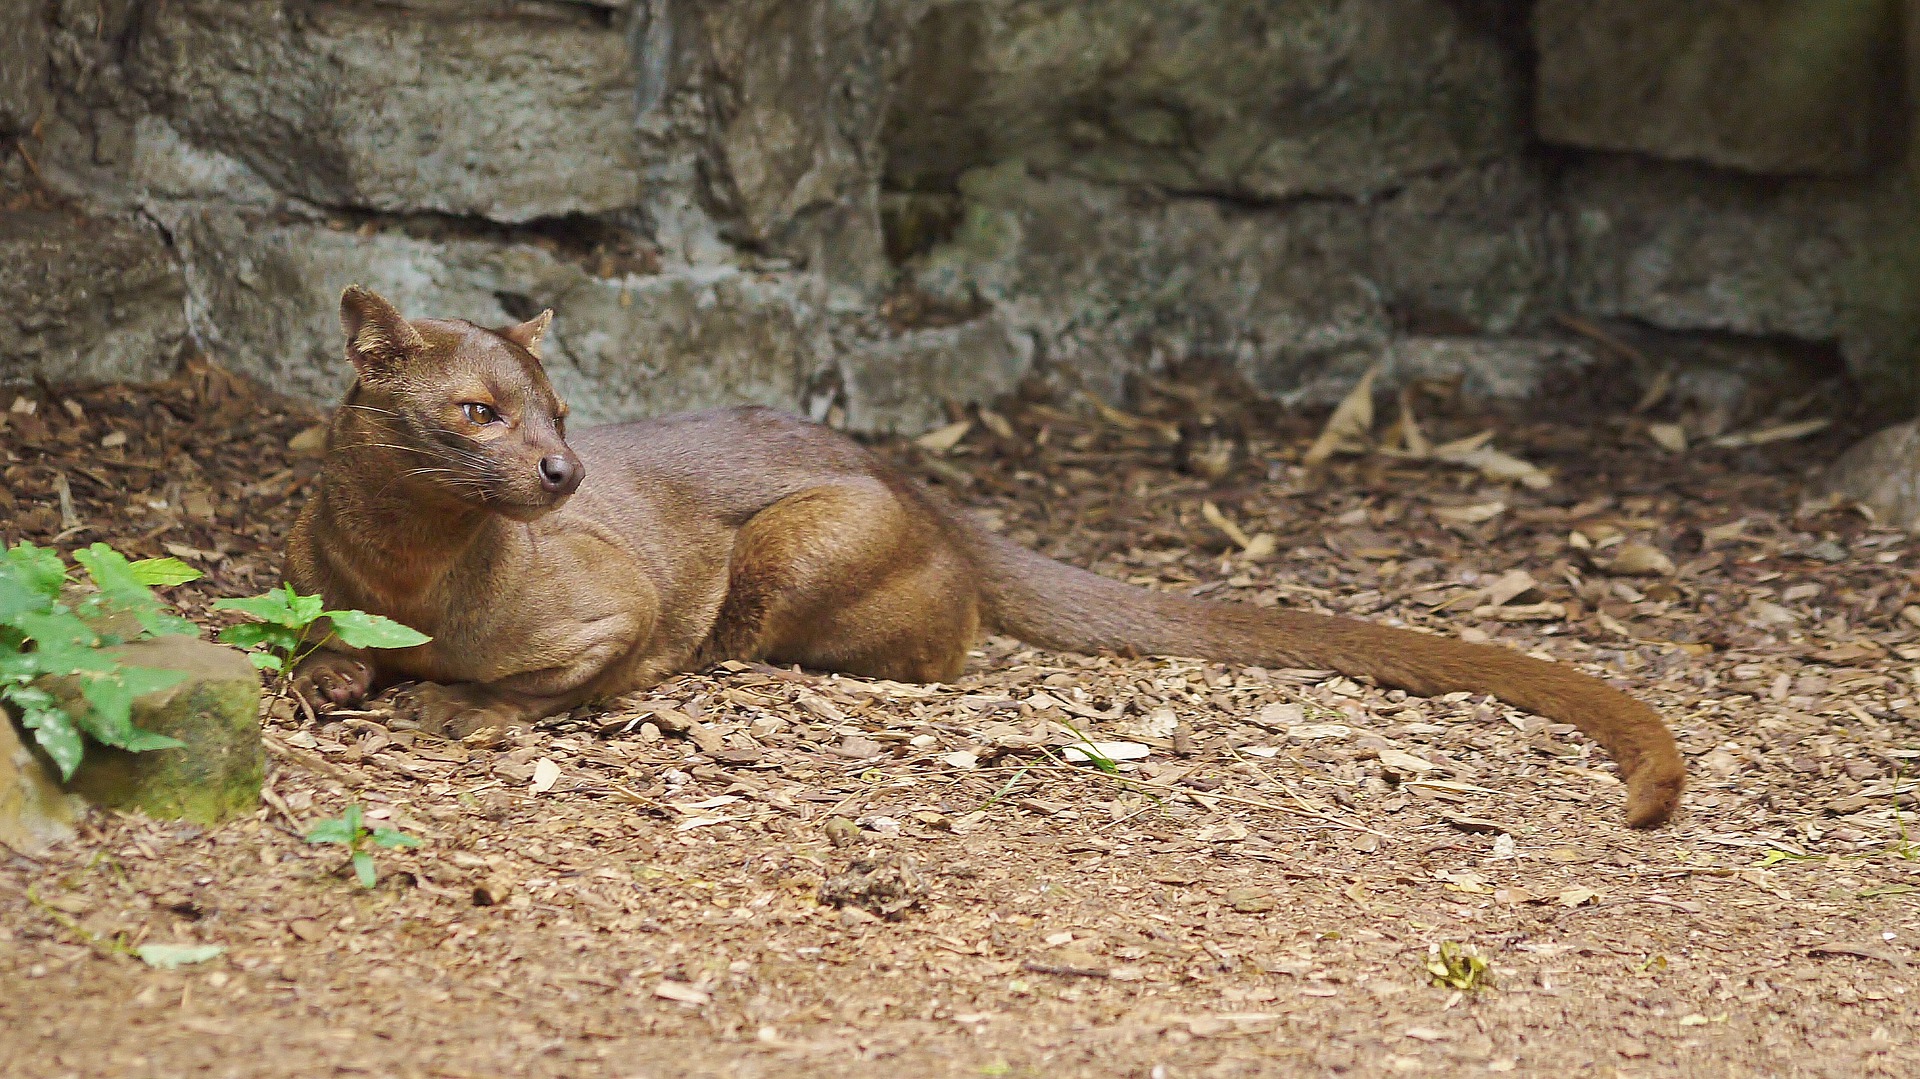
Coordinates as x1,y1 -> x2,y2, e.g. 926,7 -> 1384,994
3,358 -> 1918,1078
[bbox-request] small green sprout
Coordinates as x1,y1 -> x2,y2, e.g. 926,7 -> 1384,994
1424,941 -> 1491,990
212,584 -> 429,683
306,804 -> 420,888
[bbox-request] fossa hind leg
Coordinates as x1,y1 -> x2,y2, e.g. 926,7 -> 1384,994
700,480 -> 979,682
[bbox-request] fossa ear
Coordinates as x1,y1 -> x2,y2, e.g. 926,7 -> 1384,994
339,285 -> 426,383
499,308 -> 555,357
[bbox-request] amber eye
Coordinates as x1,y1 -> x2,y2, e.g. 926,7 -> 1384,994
461,402 -> 501,425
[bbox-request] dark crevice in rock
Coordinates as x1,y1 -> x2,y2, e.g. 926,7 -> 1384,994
1558,317 -> 1859,426
298,206 -> 664,279
343,0 -> 619,30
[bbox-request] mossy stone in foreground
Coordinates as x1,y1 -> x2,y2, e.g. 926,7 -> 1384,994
1,717 -> 80,854
64,637 -> 264,825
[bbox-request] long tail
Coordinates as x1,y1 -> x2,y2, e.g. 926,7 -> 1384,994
965,529 -> 1684,828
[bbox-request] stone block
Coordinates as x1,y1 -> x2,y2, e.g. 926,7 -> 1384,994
1533,0 -> 1900,175
917,162 -> 1393,400
1821,418 -> 1920,529
1560,158 -> 1855,342
130,0 -> 643,222
62,637 -> 264,826
1367,162 -> 1558,336
1,717 -> 80,856
636,0 -> 911,291
0,209 -> 188,386
836,315 -> 1035,434
885,0 -> 1521,200
167,210 -> 835,424
0,0 -> 51,135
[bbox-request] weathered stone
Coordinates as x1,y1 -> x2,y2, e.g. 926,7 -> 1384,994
885,0 -> 1521,200
636,0 -> 911,292
1,717 -> 80,856
1366,162 -> 1557,336
836,315 -> 1035,434
62,637 -> 264,826
1534,0 -> 1899,176
167,210 -> 833,424
130,0 -> 643,222
1820,419 -> 1920,529
1558,158 -> 1920,391
1384,338 -> 1595,402
915,162 -> 1390,400
0,209 -> 188,386
0,0 -> 52,135
912,160 -> 1568,404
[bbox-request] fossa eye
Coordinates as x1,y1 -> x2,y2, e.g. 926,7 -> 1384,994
461,402 -> 500,425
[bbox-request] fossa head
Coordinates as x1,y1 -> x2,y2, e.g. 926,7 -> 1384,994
335,285 -> 584,519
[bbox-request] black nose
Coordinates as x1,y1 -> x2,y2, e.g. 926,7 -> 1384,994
538,454 -> 580,495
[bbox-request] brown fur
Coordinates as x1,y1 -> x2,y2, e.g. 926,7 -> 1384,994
289,287 -> 1685,827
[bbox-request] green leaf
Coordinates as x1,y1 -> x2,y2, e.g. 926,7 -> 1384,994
77,675 -> 137,747
371,828 -> 420,849
352,850 -> 377,889
3,542 -> 68,600
73,544 -> 149,601
0,569 -> 57,625
248,652 -> 285,672
305,819 -> 355,846
118,664 -> 192,699
138,611 -> 201,639
119,728 -> 187,753
326,610 -> 431,650
285,585 -> 325,628
12,608 -> 100,652
21,706 -> 84,780
341,803 -> 364,836
211,593 -> 301,626
218,622 -> 299,651
77,667 -> 188,749
127,557 -> 202,587
136,943 -> 226,969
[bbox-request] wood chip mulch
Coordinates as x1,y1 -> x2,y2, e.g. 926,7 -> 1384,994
2,360 -> 1917,1078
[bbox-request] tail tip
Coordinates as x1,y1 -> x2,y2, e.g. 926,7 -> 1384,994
1622,766 -> 1686,829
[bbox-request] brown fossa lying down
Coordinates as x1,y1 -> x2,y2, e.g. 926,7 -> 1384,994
289,286 -> 1685,827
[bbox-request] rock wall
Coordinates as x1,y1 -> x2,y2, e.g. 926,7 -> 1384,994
2,0 -> 1914,431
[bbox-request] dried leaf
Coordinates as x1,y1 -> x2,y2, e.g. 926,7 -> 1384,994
136,944 -> 226,969
652,980 -> 711,1005
528,757 -> 561,794
1062,741 -> 1150,763
1647,423 -> 1687,453
1377,748 -> 1438,775
1709,417 -> 1829,448
1601,544 -> 1675,577
976,408 -> 1015,439
1430,438 -> 1552,489
914,420 -> 972,453
1304,366 -> 1379,465
1201,501 -> 1253,549
1433,500 -> 1507,525
288,424 -> 329,457
1478,569 -> 1538,608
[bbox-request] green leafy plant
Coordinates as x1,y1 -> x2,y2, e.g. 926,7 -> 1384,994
0,542 -> 204,778
1756,848 -> 1823,868
1423,941 -> 1491,990
211,584 -> 429,682
306,804 -> 420,888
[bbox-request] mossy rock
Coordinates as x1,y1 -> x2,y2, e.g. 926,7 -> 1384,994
61,637 -> 264,825
0,717 -> 80,855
